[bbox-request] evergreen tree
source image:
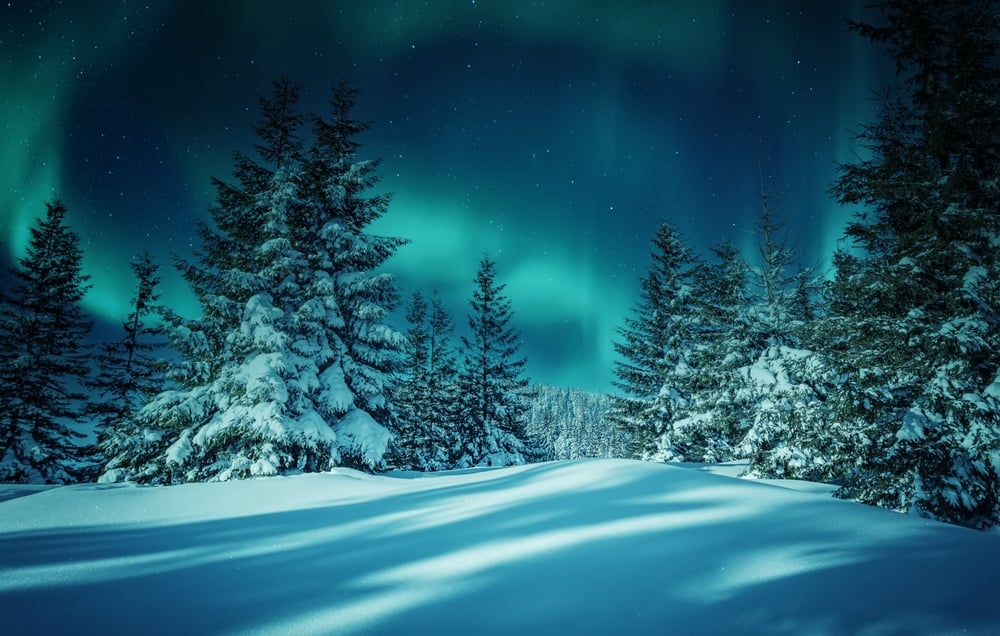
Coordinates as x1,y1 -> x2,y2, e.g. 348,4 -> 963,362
734,183 -> 833,480
455,256 -> 533,467
671,241 -> 751,462
610,222 -> 700,460
393,290 -> 432,469
425,291 -> 461,465
0,200 -> 93,483
827,0 -> 1000,527
303,82 -> 407,430
746,177 -> 799,348
108,79 -> 406,483
393,290 -> 459,470
88,252 -> 166,480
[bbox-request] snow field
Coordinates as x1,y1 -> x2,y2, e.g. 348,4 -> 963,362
2,459 -> 998,635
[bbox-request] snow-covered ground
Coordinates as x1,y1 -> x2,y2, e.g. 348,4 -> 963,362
2,459 -> 998,635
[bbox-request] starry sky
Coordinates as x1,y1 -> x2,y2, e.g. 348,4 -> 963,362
2,0 -> 891,392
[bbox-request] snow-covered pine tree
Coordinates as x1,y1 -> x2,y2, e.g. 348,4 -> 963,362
746,177 -> 798,348
610,222 -> 700,460
87,251 -> 166,478
302,82 -> 408,440
393,290 -> 459,470
669,241 -> 751,462
826,0 -> 1000,527
0,200 -> 93,483
735,180 -> 833,481
455,256 -> 533,467
106,79 -> 406,484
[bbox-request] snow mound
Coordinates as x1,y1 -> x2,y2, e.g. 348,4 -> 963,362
1,459 -> 998,634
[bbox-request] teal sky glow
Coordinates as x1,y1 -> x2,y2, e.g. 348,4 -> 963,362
1,1 -> 889,391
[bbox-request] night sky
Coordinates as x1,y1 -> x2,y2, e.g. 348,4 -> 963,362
2,1 -> 890,392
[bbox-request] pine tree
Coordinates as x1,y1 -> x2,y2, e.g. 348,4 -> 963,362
393,290 -> 432,469
827,0 -> 1000,527
747,176 -> 798,348
671,241 -> 751,462
610,222 -> 700,460
109,79 -> 407,483
425,291 -> 461,466
302,82 -> 407,432
0,200 -> 93,483
393,290 -> 459,470
734,182 -> 833,480
455,256 -> 533,467
88,251 -> 166,480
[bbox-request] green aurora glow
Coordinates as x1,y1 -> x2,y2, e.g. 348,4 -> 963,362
1,1 -> 888,391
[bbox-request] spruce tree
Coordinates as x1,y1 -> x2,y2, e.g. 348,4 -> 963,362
301,82 -> 407,432
735,183 -> 832,480
671,241 -> 751,462
610,222 -> 700,460
109,79 -> 407,483
747,178 -> 798,348
393,290 -> 432,469
455,256 -> 532,467
393,290 -> 459,470
0,200 -> 93,483
88,252 -> 166,480
827,0 -> 1000,527
424,291 -> 461,466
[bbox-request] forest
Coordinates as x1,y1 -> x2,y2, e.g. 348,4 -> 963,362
1,0 -> 998,530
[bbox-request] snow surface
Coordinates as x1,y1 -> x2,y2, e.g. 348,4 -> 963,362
2,458 -> 999,635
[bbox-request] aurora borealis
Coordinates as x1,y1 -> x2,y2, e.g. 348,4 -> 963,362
2,1 -> 889,392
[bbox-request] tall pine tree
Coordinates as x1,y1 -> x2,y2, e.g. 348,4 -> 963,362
455,256 -> 533,467
827,0 -> 1000,527
610,222 -> 700,460
746,176 -> 799,348
0,200 -> 93,483
89,252 -> 166,480
393,290 -> 433,470
393,290 -> 459,470
108,79 -> 407,483
669,241 -> 751,462
735,183 -> 832,480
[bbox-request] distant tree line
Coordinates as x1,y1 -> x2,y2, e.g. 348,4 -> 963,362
527,385 -> 629,461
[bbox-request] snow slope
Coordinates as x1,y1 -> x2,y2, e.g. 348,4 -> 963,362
1,459 -> 998,635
